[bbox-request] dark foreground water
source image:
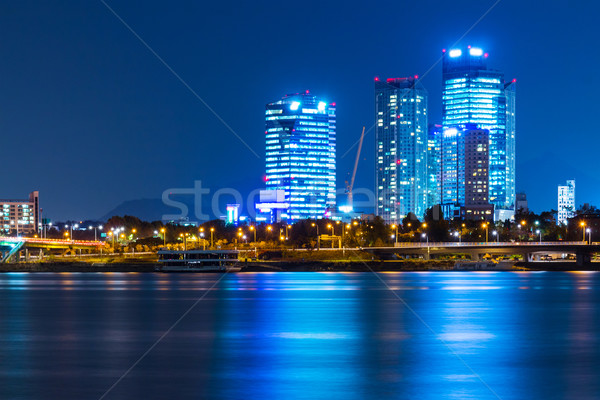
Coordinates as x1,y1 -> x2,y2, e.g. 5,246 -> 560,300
1,272 -> 599,399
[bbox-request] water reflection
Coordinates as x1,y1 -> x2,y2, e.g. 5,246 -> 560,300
0,272 -> 598,399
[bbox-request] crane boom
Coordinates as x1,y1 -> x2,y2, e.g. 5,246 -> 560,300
347,126 -> 365,208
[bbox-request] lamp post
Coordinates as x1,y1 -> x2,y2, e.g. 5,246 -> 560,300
421,232 -> 429,259
200,232 -> 206,250
482,222 -> 489,243
160,228 -> 166,247
88,225 -> 102,241
492,230 -> 498,243
580,221 -> 586,242
311,223 -> 320,250
249,225 -> 256,243
536,229 -> 541,244
391,224 -> 398,245
586,228 -> 591,245
327,224 -> 334,248
210,227 -> 215,249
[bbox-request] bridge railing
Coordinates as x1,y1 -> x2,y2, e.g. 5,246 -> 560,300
393,241 -> 588,248
0,236 -> 104,247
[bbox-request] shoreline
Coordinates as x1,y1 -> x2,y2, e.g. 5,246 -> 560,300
0,260 -> 599,273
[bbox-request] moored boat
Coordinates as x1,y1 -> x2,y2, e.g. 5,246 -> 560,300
156,249 -> 241,272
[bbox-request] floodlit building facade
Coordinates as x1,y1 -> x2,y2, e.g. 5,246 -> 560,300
440,126 -> 493,220
375,77 -> 428,223
442,46 -> 516,221
264,92 -> 336,221
426,124 -> 442,211
557,180 -> 575,225
0,191 -> 40,235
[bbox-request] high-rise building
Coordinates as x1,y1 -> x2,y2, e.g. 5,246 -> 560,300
264,92 -> 336,221
442,46 -> 516,220
375,77 -> 428,223
557,180 -> 575,225
464,128 -> 493,220
440,126 -> 493,220
516,192 -> 528,213
0,191 -> 40,235
426,124 -> 442,211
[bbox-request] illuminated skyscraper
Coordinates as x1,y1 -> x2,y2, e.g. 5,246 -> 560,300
426,124 -> 442,210
557,180 -> 575,225
264,92 -> 336,220
439,126 -> 493,220
375,77 -> 428,223
442,46 -> 516,221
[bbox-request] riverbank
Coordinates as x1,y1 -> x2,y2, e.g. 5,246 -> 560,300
1,259 -> 599,272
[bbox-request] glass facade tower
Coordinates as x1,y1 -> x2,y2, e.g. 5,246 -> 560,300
442,47 -> 516,216
375,77 -> 428,223
264,92 -> 336,220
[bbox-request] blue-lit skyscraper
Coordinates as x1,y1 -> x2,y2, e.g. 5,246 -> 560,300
375,77 -> 428,223
442,47 -> 516,220
264,92 -> 336,220
426,124 -> 442,211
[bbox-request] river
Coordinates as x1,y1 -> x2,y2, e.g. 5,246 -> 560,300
0,271 -> 599,399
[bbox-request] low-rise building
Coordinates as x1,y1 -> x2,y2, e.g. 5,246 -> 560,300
0,191 -> 40,235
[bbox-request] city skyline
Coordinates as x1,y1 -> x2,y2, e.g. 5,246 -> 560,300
0,1 -> 598,220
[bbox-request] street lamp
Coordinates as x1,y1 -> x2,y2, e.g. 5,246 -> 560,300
391,224 -> 398,245
160,228 -> 166,247
210,227 -> 215,249
311,222 -> 320,250
88,225 -> 102,241
536,229 -> 541,244
200,231 -> 206,250
580,221 -> 586,242
586,228 -> 591,245
249,225 -> 256,243
481,222 -> 489,243
454,231 -> 460,243
492,230 -> 498,243
327,224 -> 334,248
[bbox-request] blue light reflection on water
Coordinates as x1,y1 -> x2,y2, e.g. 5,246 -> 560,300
0,272 -> 599,399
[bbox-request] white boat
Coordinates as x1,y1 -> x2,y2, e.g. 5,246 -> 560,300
453,260 -> 516,271
156,249 -> 241,272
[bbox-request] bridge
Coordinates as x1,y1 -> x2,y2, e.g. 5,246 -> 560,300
363,241 -> 600,266
0,237 -> 105,263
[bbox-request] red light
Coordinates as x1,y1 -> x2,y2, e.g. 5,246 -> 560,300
263,176 -> 268,182
414,75 -> 419,79
374,76 -> 380,81
305,90 -> 309,94
396,160 -> 401,164
442,49 -> 446,53
484,53 -> 489,58
512,78 -> 517,83
468,45 -> 471,49
331,102 -> 336,106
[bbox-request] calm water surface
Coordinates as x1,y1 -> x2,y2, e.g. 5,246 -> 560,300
1,271 -> 599,399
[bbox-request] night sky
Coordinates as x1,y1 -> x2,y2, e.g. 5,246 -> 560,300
1,0 -> 597,220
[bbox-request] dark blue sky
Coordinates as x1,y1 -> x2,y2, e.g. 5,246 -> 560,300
1,0 -> 597,220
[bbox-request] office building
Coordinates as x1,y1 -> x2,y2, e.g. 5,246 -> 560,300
516,192 -> 528,214
442,46 -> 516,220
0,191 -> 40,235
440,126 -> 493,220
375,76 -> 428,223
426,124 -> 442,211
463,129 -> 493,220
264,92 -> 336,221
557,180 -> 575,225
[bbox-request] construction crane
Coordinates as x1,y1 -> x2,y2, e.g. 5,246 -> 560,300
345,126 -> 365,211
